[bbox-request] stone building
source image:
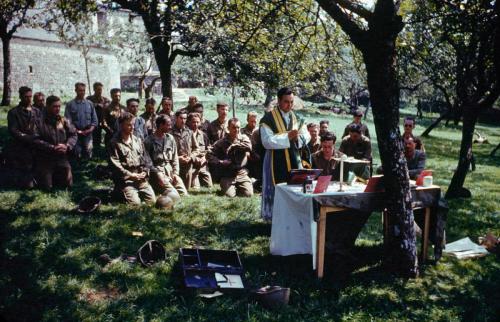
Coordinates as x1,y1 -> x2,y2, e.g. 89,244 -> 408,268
0,26 -> 120,98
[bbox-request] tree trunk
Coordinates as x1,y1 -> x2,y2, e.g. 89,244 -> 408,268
231,84 -> 236,118
158,61 -> 173,99
446,104 -> 479,199
83,48 -> 92,97
138,76 -> 146,99
1,36 -> 12,106
264,87 -> 273,109
421,109 -> 451,137
363,42 -> 418,277
141,16 -> 173,99
490,143 -> 500,156
145,76 -> 161,99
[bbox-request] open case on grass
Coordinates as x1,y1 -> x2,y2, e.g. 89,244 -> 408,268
179,248 -> 245,291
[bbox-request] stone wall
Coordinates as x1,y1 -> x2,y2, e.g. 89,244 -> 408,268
0,37 -> 121,99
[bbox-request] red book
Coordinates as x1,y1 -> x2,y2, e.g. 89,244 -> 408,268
364,175 -> 385,193
314,175 -> 332,193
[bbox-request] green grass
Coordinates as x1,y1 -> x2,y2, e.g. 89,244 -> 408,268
0,91 -> 499,321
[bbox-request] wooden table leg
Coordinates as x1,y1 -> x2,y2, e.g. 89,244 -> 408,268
316,206 -> 327,279
421,207 -> 431,264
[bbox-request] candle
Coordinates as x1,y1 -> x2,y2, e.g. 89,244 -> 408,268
339,154 -> 347,192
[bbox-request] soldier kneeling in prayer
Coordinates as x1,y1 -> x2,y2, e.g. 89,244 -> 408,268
33,95 -> 77,190
144,114 -> 188,209
108,112 -> 156,205
207,118 -> 253,197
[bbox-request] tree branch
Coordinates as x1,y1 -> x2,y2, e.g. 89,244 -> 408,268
316,0 -> 366,47
335,0 -> 373,20
168,48 -> 198,65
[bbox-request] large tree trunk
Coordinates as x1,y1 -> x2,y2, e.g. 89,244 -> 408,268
157,59 -> 173,99
363,41 -> 417,277
141,16 -> 173,99
1,36 -> 12,106
446,104 -> 479,199
315,0 -> 417,277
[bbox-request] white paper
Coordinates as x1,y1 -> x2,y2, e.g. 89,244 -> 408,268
214,273 -> 244,289
443,237 -> 489,259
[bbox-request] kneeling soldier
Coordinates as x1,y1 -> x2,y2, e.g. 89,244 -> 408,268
207,118 -> 253,197
108,112 -> 156,205
144,115 -> 187,209
33,95 -> 77,189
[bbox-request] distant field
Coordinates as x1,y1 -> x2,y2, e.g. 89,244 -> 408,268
0,89 -> 499,321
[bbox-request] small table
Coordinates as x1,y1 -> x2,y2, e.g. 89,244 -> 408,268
270,182 -> 441,279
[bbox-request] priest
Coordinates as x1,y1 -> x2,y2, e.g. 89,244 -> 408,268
260,87 -> 308,220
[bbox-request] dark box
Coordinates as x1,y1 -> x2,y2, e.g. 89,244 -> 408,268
179,248 -> 245,290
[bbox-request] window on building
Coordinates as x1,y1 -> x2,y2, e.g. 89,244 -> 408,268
29,65 -> 33,73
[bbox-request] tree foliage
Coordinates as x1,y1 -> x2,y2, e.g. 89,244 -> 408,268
108,0 -> 208,98
401,0 -> 499,198
201,0 -> 347,103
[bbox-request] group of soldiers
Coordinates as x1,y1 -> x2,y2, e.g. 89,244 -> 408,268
1,82 -> 426,211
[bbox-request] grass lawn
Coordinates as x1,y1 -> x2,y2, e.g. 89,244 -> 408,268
0,92 -> 499,321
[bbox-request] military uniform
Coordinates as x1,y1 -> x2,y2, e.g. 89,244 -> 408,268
200,118 -> 210,133
302,137 -> 321,166
144,133 -> 187,197
406,149 -> 426,179
64,98 -> 98,158
132,115 -> 148,141
86,94 -> 110,147
140,111 -> 157,136
339,135 -> 372,179
207,118 -> 227,144
342,122 -> 370,139
2,105 -> 41,188
191,129 -> 213,188
312,150 -> 343,181
241,126 -> 262,181
207,134 -> 253,197
108,135 -> 156,205
171,125 -> 199,189
33,112 -> 77,189
102,102 -> 126,146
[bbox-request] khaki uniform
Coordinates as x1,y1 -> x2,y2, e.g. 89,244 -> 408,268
86,94 -> 110,147
339,135 -> 372,179
108,135 -> 156,205
207,118 -> 227,144
241,126 -> 261,181
3,105 -> 41,188
140,112 -> 157,136
144,133 -> 187,197
191,129 -> 213,188
171,125 -> 199,189
33,113 -> 77,189
102,102 -> 126,146
207,134 -> 253,197
302,137 -> 321,166
200,119 -> 210,133
312,150 -> 343,181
